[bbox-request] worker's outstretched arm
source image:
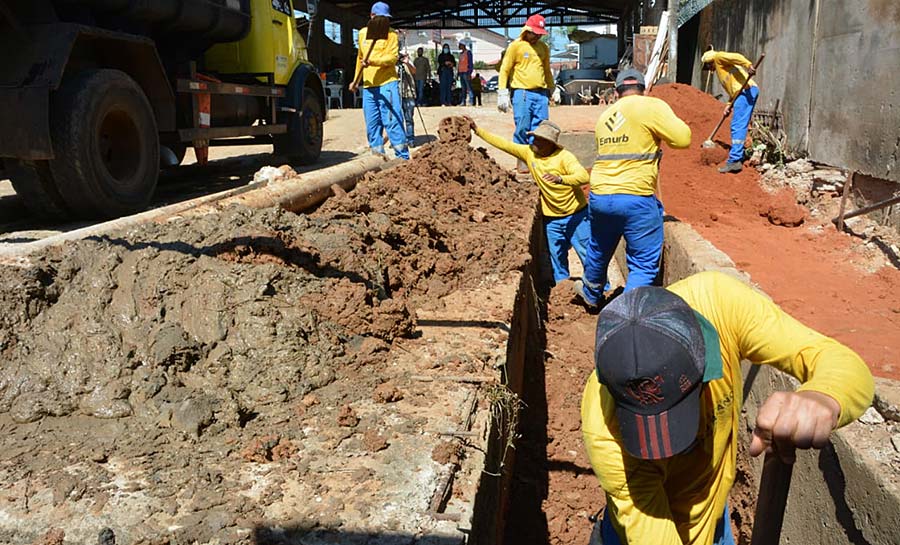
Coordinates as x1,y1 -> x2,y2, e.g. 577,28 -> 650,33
473,125 -> 530,162
367,32 -> 399,67
497,42 -> 517,89
694,271 -> 874,462
648,101 -> 692,149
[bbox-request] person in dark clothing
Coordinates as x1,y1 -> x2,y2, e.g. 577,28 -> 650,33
437,43 -> 456,107
470,73 -> 483,106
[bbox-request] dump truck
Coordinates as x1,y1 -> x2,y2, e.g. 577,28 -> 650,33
0,0 -> 326,219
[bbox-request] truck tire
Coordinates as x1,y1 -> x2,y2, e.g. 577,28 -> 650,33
49,69 -> 160,219
274,90 -> 323,165
7,160 -> 72,220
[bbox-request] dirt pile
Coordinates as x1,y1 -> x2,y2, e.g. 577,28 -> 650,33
650,82 -> 900,379
0,129 -> 537,543
437,116 -> 473,143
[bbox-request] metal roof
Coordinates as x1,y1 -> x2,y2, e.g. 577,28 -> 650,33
322,0 -> 627,29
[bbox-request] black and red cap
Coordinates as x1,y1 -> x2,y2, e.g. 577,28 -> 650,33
594,287 -> 709,460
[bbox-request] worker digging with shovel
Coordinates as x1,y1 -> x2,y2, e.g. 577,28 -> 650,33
581,271 -> 874,545
349,2 -> 409,160
702,47 -> 761,173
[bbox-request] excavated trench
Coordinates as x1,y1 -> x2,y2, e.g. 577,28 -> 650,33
496,129 -> 899,545
1,115 -> 896,545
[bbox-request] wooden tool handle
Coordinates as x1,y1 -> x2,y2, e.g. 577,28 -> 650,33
750,451 -> 793,545
351,42 -> 377,88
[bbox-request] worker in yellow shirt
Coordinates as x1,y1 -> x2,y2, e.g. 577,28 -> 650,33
496,14 -> 554,173
574,69 -> 691,308
702,47 -> 759,173
465,117 -> 590,284
348,2 -> 409,160
582,271 -> 874,545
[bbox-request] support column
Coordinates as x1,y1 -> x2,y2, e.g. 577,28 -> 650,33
668,0 -> 678,81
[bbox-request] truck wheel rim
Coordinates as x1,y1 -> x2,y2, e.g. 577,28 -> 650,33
98,108 -> 142,184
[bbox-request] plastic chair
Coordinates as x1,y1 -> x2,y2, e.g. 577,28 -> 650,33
352,89 -> 363,108
325,85 -> 343,109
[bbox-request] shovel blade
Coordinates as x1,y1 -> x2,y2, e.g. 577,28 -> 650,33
365,15 -> 391,41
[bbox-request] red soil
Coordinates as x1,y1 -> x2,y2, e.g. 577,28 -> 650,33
652,83 -> 900,379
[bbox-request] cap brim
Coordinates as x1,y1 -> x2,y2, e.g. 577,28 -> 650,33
615,384 -> 700,460
523,25 -> 548,35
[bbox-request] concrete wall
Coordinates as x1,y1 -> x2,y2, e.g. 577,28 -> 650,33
641,219 -> 900,544
690,0 -> 900,183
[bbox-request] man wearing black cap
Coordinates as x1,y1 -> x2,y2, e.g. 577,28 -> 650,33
574,69 -> 691,308
581,271 -> 874,545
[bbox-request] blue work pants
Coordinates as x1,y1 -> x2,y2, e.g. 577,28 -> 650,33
728,86 -> 759,163
544,208 -> 590,284
401,97 -> 415,145
582,193 -> 664,304
362,80 -> 409,160
439,70 -> 453,106
512,89 -> 549,144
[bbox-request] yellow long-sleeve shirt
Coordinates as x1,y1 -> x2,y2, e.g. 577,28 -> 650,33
591,94 -> 691,196
703,51 -> 758,99
581,271 -> 874,545
355,27 -> 399,88
498,32 -> 553,90
475,127 -> 588,217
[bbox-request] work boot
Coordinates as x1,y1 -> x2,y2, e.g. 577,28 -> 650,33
718,162 -> 743,174
573,279 -> 599,310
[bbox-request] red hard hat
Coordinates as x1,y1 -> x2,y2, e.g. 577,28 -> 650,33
524,14 -> 548,35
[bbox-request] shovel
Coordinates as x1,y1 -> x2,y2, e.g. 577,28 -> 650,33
349,15 -> 391,92
701,54 -> 765,149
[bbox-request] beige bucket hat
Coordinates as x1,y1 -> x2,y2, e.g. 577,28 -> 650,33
527,120 -> 564,149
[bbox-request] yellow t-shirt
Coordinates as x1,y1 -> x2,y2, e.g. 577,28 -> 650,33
705,51 -> 758,99
581,271 -> 874,545
590,94 -> 691,196
498,33 -> 553,91
355,27 -> 399,88
475,127 -> 588,217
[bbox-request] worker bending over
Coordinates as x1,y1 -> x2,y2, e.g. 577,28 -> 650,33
466,117 -> 590,285
582,271 -> 874,545
349,2 -> 409,160
574,70 -> 690,308
496,14 -> 554,173
702,47 -> 759,173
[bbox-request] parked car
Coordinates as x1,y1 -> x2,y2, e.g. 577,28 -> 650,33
484,76 -> 499,92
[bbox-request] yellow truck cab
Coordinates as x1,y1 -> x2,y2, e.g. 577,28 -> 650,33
0,0 -> 325,220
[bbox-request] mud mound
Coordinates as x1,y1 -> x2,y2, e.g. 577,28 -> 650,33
438,116 -> 473,143
0,134 -> 537,543
700,146 -> 729,166
320,137 -> 534,306
760,189 -> 806,227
